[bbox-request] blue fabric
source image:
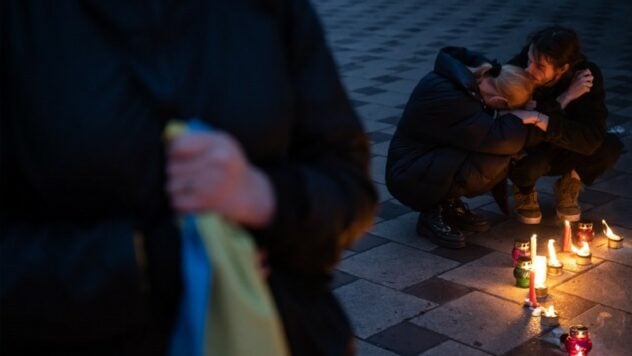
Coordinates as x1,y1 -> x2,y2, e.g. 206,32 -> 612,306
169,215 -> 211,356
169,118 -> 214,356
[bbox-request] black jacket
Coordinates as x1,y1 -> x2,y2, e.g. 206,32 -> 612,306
1,0 -> 377,353
386,47 -> 530,210
509,46 -> 608,156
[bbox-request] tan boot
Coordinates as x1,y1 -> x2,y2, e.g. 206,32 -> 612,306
554,173 -> 582,222
513,185 -> 542,224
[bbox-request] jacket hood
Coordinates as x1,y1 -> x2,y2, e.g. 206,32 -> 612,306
433,47 -> 491,96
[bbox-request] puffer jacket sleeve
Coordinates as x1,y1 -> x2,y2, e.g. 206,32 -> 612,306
253,0 -> 378,276
402,84 -> 528,156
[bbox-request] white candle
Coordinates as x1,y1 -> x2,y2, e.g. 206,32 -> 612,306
531,234 -> 537,263
534,256 -> 547,289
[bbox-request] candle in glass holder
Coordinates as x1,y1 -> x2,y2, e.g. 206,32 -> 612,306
540,305 -> 559,327
563,324 -> 592,356
533,255 -> 548,299
530,234 -> 537,263
577,221 -> 595,243
602,219 -> 623,249
572,242 -> 592,266
547,239 -> 563,276
512,239 -> 531,266
513,256 -> 532,288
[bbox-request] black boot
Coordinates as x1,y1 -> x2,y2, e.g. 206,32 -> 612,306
416,205 -> 465,249
443,198 -> 490,232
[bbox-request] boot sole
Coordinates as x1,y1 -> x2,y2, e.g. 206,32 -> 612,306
557,210 -> 580,222
417,225 -> 466,249
515,212 -> 542,225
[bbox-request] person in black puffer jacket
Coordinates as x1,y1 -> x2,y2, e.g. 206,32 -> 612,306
386,47 -> 539,248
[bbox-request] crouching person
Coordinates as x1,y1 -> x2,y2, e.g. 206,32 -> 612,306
386,47 -> 538,248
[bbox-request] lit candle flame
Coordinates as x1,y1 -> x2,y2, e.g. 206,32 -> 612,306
544,305 -> 557,317
602,219 -> 622,241
533,255 -> 547,288
530,234 -> 537,264
547,239 -> 562,267
571,241 -> 591,257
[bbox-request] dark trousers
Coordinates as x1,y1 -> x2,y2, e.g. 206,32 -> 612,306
510,133 -> 624,189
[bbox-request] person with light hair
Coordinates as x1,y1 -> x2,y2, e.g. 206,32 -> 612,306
386,47 -> 540,248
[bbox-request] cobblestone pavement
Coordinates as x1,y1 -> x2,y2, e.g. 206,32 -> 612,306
311,0 -> 632,355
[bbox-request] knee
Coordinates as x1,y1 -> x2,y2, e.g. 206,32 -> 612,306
598,133 -> 624,162
510,158 -> 550,187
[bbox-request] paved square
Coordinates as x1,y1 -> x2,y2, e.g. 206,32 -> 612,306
556,262 -> 632,313
410,291 -> 543,355
334,280 -> 436,338
338,243 -> 459,289
314,0 -> 632,354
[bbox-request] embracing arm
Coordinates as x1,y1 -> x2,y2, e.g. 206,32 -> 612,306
539,63 -> 608,155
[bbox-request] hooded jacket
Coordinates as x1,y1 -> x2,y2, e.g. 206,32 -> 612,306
386,47 -> 530,210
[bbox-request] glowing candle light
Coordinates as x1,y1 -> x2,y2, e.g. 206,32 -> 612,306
603,219 -> 623,249
540,305 -> 559,327
530,234 -> 537,263
547,239 -> 563,276
533,255 -> 548,299
562,220 -> 572,252
572,241 -> 591,266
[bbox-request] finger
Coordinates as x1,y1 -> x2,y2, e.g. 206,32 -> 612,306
166,176 -> 197,196
168,133 -> 215,160
171,194 -> 203,214
167,153 -> 210,177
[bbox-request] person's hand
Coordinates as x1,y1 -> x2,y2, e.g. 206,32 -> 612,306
557,69 -> 593,109
504,109 -> 539,124
166,131 -> 276,228
506,109 -> 549,131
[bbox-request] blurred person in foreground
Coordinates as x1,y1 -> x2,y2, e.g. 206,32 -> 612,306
0,0 -> 377,354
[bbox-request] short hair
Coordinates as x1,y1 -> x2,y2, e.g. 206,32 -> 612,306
494,65 -> 535,109
527,26 -> 584,69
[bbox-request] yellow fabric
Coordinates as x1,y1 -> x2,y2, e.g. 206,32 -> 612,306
196,201 -> 289,356
164,120 -> 288,356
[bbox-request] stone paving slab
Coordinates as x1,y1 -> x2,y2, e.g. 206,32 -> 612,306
356,340 -> 398,356
366,322 -> 447,355
556,262 -> 632,313
583,197 -> 632,230
543,305 -> 632,356
334,280 -> 437,338
370,212 -> 438,251
338,243 -> 459,289
589,227 -> 632,267
410,291 -> 544,355
420,340 -> 493,356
